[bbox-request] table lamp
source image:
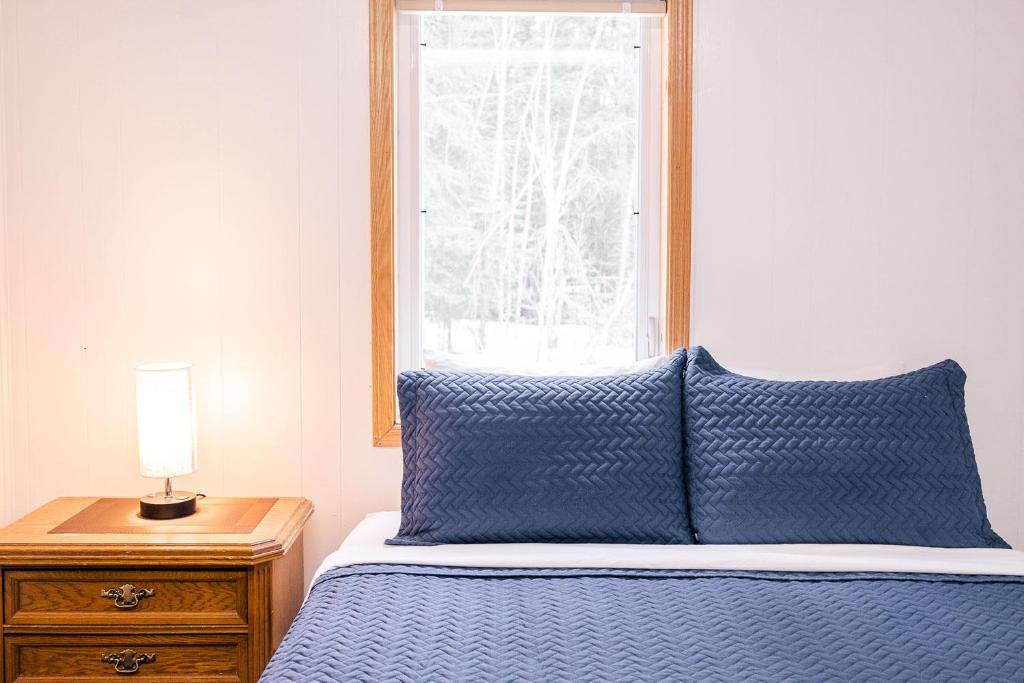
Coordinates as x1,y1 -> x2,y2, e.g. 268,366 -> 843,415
135,363 -> 199,519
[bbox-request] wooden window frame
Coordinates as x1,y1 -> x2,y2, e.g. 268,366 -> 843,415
369,0 -> 692,447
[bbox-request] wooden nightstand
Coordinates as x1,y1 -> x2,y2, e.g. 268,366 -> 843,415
0,496 -> 312,682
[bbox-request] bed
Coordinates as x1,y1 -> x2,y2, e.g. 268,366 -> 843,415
260,512 -> 1024,682
264,349 -> 1023,681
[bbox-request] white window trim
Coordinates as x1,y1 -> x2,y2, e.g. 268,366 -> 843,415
637,17 -> 663,359
395,15 -> 424,374
395,13 -> 664,373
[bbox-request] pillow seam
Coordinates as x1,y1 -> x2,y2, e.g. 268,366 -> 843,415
940,363 -> 1000,548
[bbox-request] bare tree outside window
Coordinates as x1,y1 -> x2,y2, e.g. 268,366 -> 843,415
418,14 -> 643,370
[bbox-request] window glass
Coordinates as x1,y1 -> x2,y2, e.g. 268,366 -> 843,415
408,14 -> 653,371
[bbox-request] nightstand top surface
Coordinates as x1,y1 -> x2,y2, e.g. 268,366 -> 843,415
0,497 -> 312,566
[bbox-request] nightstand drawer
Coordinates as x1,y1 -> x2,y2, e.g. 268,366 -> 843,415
4,634 -> 247,682
3,570 -> 247,627
0,497 -> 312,682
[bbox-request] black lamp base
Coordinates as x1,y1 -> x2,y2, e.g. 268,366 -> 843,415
139,491 -> 198,520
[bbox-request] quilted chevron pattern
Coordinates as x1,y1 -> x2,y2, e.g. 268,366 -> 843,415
389,349 -> 690,545
260,565 -> 1024,682
684,347 -> 1008,547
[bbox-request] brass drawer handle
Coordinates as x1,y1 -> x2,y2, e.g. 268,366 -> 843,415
101,649 -> 156,674
100,583 -> 156,609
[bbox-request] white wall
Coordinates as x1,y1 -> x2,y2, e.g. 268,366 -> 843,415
0,0 -> 1021,581
0,0 -> 401,583
692,0 -> 1024,547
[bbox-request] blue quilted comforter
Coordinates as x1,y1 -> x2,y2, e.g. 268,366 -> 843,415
261,564 -> 1024,682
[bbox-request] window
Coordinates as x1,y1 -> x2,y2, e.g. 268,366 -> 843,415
371,0 -> 691,445
396,12 -> 662,373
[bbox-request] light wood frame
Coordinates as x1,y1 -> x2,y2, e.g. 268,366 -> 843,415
369,0 -> 693,447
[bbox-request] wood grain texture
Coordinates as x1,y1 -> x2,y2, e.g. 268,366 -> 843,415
269,536 -> 304,651
245,535 -> 305,679
0,497 -> 308,682
245,564 -> 271,679
5,633 -> 247,682
4,570 -> 247,627
664,0 -> 693,351
50,498 -> 275,536
369,0 -> 402,448
0,498 -> 311,566
367,1 -> 694,444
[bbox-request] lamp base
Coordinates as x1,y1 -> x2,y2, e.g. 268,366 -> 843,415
139,491 -> 198,520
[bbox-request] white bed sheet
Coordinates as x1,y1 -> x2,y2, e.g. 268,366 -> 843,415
313,511 -> 1024,585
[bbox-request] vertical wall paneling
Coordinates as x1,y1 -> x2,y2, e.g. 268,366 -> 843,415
339,0 -> 404,533
692,0 -> 1024,546
0,0 -> 29,525
0,0 -> 12,524
0,0 -> 348,581
297,0 -> 344,582
90,1 -> 225,500
76,0 -> 131,502
0,0 -> 1022,567
10,0 -> 90,512
217,0 -> 303,497
963,0 -> 1024,543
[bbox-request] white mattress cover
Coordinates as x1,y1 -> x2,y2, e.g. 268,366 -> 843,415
312,512 -> 1024,585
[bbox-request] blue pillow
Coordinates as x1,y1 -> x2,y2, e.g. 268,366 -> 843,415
389,349 -> 692,545
683,347 -> 1008,548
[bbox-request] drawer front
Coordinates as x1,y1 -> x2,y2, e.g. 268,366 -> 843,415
4,570 -> 247,627
4,634 -> 246,682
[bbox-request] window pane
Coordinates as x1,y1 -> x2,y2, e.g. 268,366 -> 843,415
419,13 -> 642,370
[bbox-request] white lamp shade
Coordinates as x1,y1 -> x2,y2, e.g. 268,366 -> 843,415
135,363 -> 198,479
